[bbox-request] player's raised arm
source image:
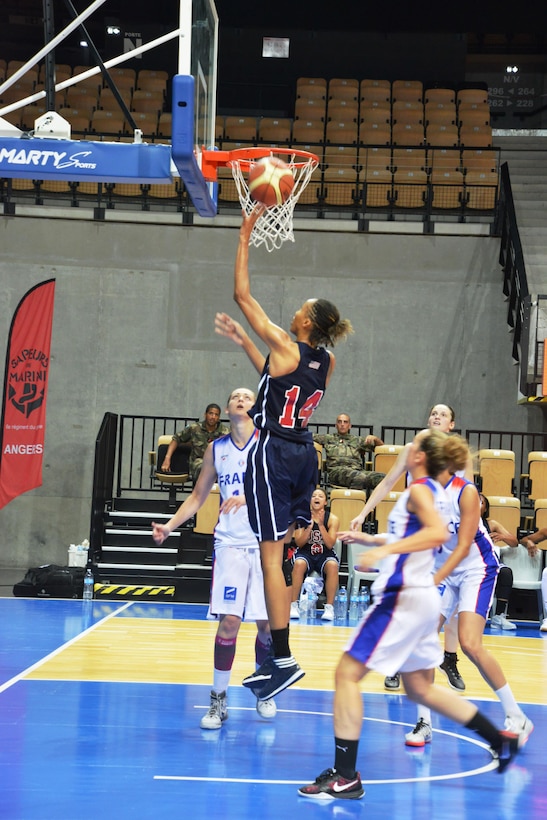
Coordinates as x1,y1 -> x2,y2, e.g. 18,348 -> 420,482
214,311 -> 266,374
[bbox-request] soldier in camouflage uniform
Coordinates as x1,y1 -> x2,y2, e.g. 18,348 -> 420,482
161,403 -> 229,483
314,413 -> 385,492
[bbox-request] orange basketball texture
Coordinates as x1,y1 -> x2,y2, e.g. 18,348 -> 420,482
248,157 -> 295,207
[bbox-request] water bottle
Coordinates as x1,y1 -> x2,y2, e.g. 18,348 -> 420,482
348,591 -> 359,623
83,567 -> 94,601
308,591 -> 317,620
299,588 -> 308,620
359,585 -> 370,616
336,586 -> 348,621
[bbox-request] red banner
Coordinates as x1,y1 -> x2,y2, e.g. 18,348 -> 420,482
0,279 -> 56,509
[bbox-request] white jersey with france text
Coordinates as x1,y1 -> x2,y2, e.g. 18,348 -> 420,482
212,431 -> 259,549
372,476 -> 449,596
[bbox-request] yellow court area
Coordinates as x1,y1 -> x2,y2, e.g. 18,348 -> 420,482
25,610 -> 547,705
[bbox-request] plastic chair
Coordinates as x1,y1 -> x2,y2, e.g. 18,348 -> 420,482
459,125 -> 493,148
327,99 -> 359,124
392,80 -> 423,102
90,109 -> 127,137
373,445 -> 406,492
326,120 -> 358,145
393,169 -> 428,208
375,491 -> 402,533
223,116 -> 257,142
478,450 -> 515,496
329,489 -> 367,532
359,122 -> 391,146
294,97 -> 326,122
392,147 -> 427,173
431,170 -> 465,209
258,117 -> 292,143
152,435 -> 190,507
131,90 -> 163,116
499,543 -> 544,622
391,122 -> 425,146
329,489 -> 367,570
424,88 -> 456,106
458,105 -> 490,128
291,120 -> 325,144
363,168 -> 392,207
522,452 -> 547,502
428,147 -> 461,172
324,144 -> 359,170
461,149 -> 498,174
347,541 -> 379,598
323,167 -> 359,206
194,484 -> 220,534
457,88 -> 489,107
465,171 -> 498,210
296,77 -> 327,93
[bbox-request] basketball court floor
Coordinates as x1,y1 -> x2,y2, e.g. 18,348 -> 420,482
0,596 -> 545,819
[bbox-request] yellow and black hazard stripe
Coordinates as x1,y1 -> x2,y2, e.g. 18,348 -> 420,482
94,583 -> 175,599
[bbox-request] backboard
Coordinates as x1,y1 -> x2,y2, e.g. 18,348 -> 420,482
171,0 -> 219,216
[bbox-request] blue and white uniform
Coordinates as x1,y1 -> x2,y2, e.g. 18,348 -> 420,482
245,342 -> 330,542
209,430 -> 267,621
345,477 -> 448,676
437,474 -> 500,621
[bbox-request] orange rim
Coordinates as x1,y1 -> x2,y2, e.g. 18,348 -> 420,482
201,146 -> 318,181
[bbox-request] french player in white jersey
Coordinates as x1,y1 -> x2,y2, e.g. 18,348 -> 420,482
152,388 -> 276,730
298,430 -> 520,802
349,403 -> 470,693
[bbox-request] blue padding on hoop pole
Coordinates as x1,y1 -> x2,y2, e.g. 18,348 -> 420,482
171,74 -> 217,218
0,138 -> 172,183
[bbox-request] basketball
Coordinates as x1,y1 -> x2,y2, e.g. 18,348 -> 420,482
248,157 -> 295,207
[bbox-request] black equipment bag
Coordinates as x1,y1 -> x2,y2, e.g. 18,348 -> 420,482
13,564 -> 85,598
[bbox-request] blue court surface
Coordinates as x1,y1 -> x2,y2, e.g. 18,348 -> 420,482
0,597 -> 545,820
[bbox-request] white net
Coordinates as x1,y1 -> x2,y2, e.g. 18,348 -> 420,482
230,151 -> 318,252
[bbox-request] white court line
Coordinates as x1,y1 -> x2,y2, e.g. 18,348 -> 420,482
0,600 -> 133,694
156,705 -> 499,784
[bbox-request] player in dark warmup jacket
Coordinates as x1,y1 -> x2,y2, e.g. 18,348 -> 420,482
215,206 -> 353,700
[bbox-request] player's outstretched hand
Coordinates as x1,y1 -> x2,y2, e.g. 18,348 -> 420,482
215,312 -> 247,346
152,522 -> 170,545
239,205 -> 265,242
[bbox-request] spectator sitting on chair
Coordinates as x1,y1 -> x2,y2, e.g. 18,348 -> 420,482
314,413 -> 384,492
290,488 -> 340,622
519,527 -> 547,633
161,403 -> 229,484
479,493 -> 518,631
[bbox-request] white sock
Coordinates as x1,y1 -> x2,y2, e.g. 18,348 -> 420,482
417,706 -> 432,725
213,669 -> 231,694
495,683 -> 521,716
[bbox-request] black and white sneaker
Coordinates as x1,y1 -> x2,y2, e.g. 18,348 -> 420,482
242,656 -> 305,700
492,731 -> 520,773
439,653 -> 466,691
298,768 -> 364,800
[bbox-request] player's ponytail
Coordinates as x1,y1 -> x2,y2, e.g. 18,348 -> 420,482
308,299 -> 354,347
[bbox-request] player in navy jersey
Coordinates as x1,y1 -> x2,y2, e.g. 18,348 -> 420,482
214,206 -> 353,701
298,430 -> 519,801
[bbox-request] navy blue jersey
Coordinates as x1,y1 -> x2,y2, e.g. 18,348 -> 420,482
249,342 -> 330,443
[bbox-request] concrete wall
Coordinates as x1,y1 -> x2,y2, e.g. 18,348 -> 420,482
0,212 -> 543,569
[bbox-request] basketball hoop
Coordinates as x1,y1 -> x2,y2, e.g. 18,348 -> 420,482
202,146 -> 319,252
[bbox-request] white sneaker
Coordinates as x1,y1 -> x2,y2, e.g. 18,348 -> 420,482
491,613 -> 517,630
540,618 -> 547,632
200,690 -> 227,730
321,603 -> 334,621
504,713 -> 534,747
256,697 -> 277,719
290,601 -> 300,619
405,718 -> 432,747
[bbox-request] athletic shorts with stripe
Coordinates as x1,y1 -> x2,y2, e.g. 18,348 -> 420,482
244,429 -> 317,542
